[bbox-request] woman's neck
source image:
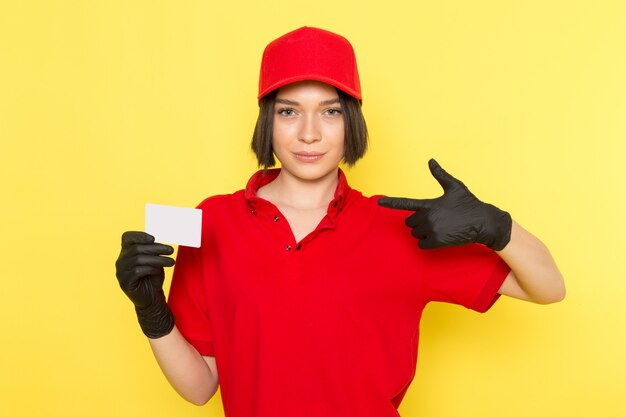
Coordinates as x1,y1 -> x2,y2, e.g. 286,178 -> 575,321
257,168 -> 339,210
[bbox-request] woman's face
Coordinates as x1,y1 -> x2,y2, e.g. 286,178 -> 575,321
272,80 -> 345,182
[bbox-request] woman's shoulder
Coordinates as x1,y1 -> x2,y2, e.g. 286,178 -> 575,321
350,189 -> 412,214
194,189 -> 246,211
345,189 -> 414,228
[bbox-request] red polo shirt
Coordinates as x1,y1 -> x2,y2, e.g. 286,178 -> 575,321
168,168 -> 510,417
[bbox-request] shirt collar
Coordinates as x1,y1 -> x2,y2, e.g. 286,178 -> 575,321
245,168 -> 351,217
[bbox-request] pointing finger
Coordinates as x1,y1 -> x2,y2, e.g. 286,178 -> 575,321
378,196 -> 434,211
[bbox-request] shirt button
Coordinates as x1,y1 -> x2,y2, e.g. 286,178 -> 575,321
286,245 -> 292,251
274,216 -> 280,222
333,201 -> 338,208
296,244 -> 302,251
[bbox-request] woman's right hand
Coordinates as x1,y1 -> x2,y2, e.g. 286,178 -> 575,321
116,232 -> 219,404
115,231 -> 176,338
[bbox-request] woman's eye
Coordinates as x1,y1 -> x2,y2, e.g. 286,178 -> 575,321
325,108 -> 343,116
278,108 -> 295,116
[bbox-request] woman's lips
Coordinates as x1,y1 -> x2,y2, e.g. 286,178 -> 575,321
293,151 -> 325,162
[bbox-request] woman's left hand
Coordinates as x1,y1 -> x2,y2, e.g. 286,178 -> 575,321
378,159 -> 512,251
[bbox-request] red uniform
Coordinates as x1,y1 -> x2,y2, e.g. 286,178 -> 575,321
168,168 -> 510,417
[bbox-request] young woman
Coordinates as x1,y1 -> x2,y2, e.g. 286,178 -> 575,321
115,27 -> 565,416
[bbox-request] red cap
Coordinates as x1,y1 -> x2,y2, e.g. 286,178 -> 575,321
258,26 -> 362,102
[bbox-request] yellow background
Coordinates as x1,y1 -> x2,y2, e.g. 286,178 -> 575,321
1,1 -> 624,416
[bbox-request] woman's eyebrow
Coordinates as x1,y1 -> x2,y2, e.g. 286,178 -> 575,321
276,98 -> 298,105
319,98 -> 340,106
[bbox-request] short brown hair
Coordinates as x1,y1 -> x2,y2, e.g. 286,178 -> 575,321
251,89 -> 368,168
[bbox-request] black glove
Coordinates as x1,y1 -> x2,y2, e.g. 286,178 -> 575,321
115,231 -> 176,338
378,159 -> 512,251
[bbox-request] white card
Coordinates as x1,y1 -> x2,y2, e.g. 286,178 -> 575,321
145,204 -> 202,248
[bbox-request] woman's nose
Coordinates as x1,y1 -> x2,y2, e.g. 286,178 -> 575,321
298,115 -> 321,143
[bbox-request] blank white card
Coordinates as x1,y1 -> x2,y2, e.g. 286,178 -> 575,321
145,204 -> 202,248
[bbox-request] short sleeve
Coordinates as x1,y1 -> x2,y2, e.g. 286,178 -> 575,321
168,244 -> 215,356
419,243 -> 511,313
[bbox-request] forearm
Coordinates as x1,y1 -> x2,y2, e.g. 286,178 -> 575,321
497,220 -> 565,304
148,326 -> 218,405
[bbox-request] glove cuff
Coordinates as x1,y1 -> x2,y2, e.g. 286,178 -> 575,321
484,208 -> 512,251
135,295 -> 176,339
